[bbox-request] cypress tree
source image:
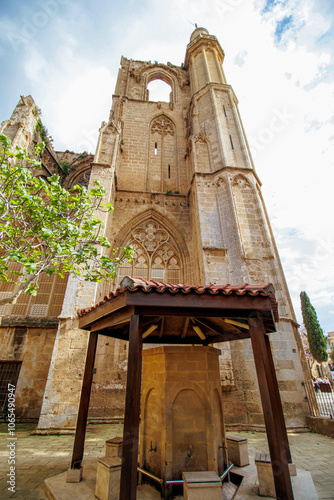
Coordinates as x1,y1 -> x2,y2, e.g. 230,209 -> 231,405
300,291 -> 328,363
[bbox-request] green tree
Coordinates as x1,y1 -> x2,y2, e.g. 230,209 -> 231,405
0,133 -> 132,305
300,291 -> 328,363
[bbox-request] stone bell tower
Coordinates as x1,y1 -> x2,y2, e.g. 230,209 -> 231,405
37,27 -> 310,432
182,27 -> 309,427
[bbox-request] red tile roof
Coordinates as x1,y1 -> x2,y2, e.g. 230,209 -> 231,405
78,276 -> 279,321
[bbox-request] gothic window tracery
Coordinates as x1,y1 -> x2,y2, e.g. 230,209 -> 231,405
151,117 -> 175,136
116,221 -> 182,286
75,171 -> 91,188
148,115 -> 178,192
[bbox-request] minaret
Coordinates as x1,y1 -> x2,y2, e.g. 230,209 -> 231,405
185,27 -> 283,293
186,27 -> 252,172
186,28 -> 312,426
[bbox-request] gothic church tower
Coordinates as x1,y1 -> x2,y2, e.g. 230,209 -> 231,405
37,28 -> 310,431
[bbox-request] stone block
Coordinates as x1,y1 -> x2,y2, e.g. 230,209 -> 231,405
105,436 -> 123,458
66,467 -> 83,483
289,462 -> 297,476
255,453 -> 296,498
255,453 -> 275,498
95,456 -> 121,500
226,435 -> 249,466
183,471 -> 222,500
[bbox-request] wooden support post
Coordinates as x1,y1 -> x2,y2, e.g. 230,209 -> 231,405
70,331 -> 98,469
120,315 -> 143,500
249,314 -> 294,500
264,333 -> 292,465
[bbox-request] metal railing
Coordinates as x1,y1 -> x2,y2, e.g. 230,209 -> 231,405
138,463 -> 235,488
305,379 -> 334,418
220,463 -> 234,481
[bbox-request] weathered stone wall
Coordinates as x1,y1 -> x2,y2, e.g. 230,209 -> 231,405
0,94 -> 64,181
306,415 -> 334,438
37,318 -> 89,429
37,280 -> 97,430
0,95 -> 38,151
113,59 -> 190,196
0,94 -> 90,426
88,337 -> 128,421
0,327 -> 57,421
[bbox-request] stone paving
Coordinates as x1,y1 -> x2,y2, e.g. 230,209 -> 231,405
232,429 -> 334,500
0,423 -> 333,499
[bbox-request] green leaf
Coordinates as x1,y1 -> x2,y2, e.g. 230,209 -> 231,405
0,133 -> 130,302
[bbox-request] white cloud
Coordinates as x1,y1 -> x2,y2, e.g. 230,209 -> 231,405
24,50 -> 49,83
22,27 -> 114,152
54,67 -> 115,153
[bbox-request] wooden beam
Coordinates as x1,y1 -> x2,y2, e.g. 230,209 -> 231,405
193,317 -> 228,337
159,317 -> 165,338
193,325 -> 206,340
127,291 -> 273,314
248,313 -> 293,500
70,332 -> 98,469
120,315 -> 143,500
143,317 -> 162,328
79,293 -> 127,329
142,324 -> 158,339
94,327 -> 129,339
181,317 -> 190,338
264,333 -> 292,465
96,325 -> 250,343
90,306 -> 134,332
209,332 -> 250,343
133,305 -> 274,323
223,318 -> 249,330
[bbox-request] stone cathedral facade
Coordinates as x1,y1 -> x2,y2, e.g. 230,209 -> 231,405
0,28 -> 310,431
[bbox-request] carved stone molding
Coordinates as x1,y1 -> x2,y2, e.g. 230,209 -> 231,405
194,132 -> 209,143
151,116 -> 175,136
132,222 -> 169,254
130,62 -> 189,89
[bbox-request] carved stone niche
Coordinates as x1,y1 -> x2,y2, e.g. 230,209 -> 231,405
139,346 -> 227,493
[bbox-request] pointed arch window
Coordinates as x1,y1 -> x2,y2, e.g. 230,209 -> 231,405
148,115 -> 178,192
147,79 -> 172,103
116,221 -> 182,286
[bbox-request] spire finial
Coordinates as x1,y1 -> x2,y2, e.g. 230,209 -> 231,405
187,20 -> 198,29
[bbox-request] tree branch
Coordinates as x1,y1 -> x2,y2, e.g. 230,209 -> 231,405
0,274 -> 36,305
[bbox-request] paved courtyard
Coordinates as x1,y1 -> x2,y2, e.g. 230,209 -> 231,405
0,423 -> 333,499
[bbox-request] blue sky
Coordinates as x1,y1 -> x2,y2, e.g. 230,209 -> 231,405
1,0 -> 334,332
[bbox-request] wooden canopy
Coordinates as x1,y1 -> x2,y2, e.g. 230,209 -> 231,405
70,277 -> 294,500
